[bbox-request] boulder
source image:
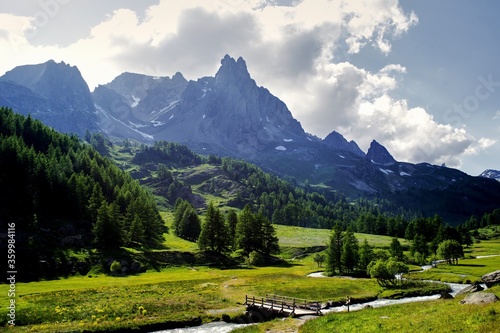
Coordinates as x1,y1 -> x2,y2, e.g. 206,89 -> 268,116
481,270 -> 500,288
439,292 -> 454,299
460,292 -> 499,305
455,283 -> 484,296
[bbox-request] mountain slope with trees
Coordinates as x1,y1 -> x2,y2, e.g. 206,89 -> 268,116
0,107 -> 165,281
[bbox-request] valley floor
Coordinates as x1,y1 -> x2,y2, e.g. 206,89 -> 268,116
1,234 -> 499,332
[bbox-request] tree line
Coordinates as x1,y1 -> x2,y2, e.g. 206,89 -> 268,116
322,221 -> 465,286
0,107 -> 165,281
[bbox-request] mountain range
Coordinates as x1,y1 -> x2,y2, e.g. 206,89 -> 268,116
1,55 -> 499,222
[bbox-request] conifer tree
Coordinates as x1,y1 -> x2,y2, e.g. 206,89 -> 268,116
235,205 -> 259,255
389,237 -> 405,261
341,228 -> 359,273
359,239 -> 374,271
226,209 -> 238,248
93,202 -> 123,250
326,222 -> 344,275
258,213 -> 280,255
198,202 -> 230,253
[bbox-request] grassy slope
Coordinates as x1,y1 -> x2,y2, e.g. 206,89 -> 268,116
275,225 -> 410,248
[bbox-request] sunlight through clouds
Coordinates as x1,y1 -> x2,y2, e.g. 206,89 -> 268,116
0,0 -> 496,170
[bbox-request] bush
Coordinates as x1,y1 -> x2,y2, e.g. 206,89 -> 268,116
247,251 -> 264,266
110,261 -> 122,274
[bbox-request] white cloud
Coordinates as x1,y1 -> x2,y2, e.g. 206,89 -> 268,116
0,0 -> 491,169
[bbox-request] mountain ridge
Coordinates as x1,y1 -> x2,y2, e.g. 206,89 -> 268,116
1,55 -> 500,220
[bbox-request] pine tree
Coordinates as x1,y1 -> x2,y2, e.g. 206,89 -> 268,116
93,202 -> 123,250
341,228 -> 359,273
358,239 -> 374,272
389,237 -> 405,261
129,214 -> 145,244
235,205 -> 259,255
258,213 -> 280,255
326,222 -> 344,275
226,209 -> 238,248
198,202 -> 230,253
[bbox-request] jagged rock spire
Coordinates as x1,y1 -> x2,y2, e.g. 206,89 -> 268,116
366,140 -> 397,165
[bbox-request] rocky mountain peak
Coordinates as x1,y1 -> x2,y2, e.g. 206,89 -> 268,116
215,54 -> 252,88
480,169 -> 500,182
366,140 -> 397,165
0,60 -> 98,135
172,72 -> 185,83
323,131 -> 365,157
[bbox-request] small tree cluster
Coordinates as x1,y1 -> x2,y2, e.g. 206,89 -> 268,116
437,239 -> 463,265
325,223 -> 362,275
171,201 -> 281,260
172,199 -> 201,242
367,258 -> 409,287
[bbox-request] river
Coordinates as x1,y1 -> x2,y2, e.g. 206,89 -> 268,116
153,264 -> 490,333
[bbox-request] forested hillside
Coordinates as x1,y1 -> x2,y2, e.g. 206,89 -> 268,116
0,107 -> 165,281
118,141 -> 418,235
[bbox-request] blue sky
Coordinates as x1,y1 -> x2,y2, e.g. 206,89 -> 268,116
0,0 -> 498,175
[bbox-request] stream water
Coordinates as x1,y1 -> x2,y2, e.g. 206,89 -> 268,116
154,262 -> 491,333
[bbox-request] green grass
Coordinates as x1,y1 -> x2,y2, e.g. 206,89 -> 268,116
2,222 -> 499,332
0,260 -> 382,332
406,255 -> 500,284
275,224 -> 409,248
300,287 -> 500,333
160,211 -> 199,251
466,238 -> 500,257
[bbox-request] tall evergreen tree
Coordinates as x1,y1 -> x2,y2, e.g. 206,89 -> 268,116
358,239 -> 374,272
258,213 -> 280,255
341,228 -> 359,273
235,205 -> 259,255
326,222 -> 344,275
93,202 -> 123,250
226,209 -> 238,248
389,237 -> 405,262
198,202 -> 230,253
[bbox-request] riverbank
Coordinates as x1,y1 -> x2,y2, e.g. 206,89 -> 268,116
2,238 -> 499,332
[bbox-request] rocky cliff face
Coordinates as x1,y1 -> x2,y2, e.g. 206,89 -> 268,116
0,60 -> 99,135
93,54 -> 310,158
366,140 -> 397,165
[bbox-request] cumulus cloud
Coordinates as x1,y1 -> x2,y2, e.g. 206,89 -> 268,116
0,0 -> 493,169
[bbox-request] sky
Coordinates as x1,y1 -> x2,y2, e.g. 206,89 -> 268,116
0,0 -> 499,176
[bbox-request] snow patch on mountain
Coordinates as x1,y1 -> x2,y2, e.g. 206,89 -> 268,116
131,95 -> 140,107
95,104 -> 153,140
275,146 -> 287,151
379,168 -> 394,175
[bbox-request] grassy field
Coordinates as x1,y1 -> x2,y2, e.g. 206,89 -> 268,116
275,224 -> 409,248
406,254 -> 500,284
1,226 -> 499,332
299,286 -> 500,333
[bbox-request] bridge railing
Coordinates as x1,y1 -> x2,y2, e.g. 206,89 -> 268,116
244,294 -> 322,316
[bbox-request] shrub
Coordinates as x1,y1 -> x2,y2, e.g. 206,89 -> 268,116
247,251 -> 264,266
110,261 -> 122,274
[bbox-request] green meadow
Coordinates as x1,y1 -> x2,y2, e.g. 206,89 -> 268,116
1,226 -> 499,332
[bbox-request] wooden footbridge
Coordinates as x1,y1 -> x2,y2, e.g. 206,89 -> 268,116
244,294 -> 322,317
